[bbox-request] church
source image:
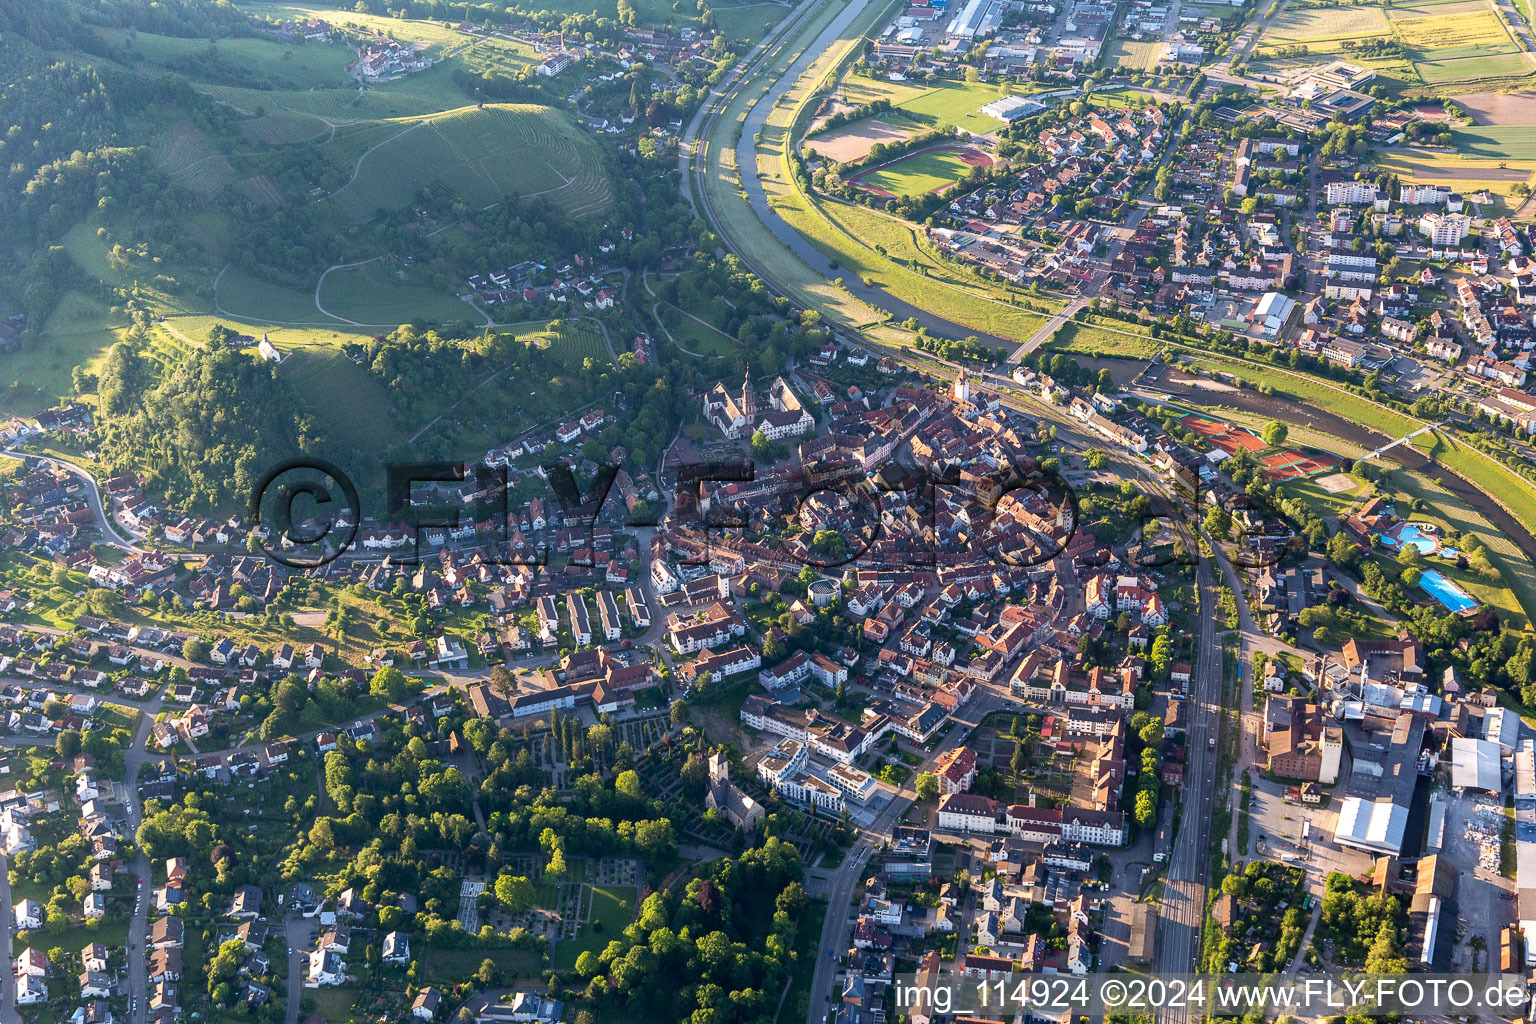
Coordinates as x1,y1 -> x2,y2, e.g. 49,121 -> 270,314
702,372 -> 757,438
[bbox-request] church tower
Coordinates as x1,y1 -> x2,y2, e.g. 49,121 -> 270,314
741,371 -> 757,424
952,368 -> 970,404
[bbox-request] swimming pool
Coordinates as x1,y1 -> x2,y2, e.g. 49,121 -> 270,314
1418,569 -> 1477,613
1378,522 -> 1439,555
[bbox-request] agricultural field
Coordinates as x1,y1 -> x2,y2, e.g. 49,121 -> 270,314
1372,148 -> 1536,213
1103,38 -> 1165,70
1451,124 -> 1536,159
277,347 -> 409,453
1259,0 -> 1392,45
1451,90 -> 1536,124
326,104 -> 612,220
1390,2 -> 1530,81
852,146 -> 994,198
153,121 -> 238,196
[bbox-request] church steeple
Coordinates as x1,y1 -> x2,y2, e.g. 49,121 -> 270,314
741,370 -> 756,422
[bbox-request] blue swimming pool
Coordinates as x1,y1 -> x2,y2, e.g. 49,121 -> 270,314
1418,569 -> 1477,613
1379,522 -> 1439,555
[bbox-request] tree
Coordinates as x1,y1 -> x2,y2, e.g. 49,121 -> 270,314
55,729 -> 82,759
494,874 -> 534,913
670,699 -> 688,727
1261,421 -> 1288,447
182,637 -> 208,663
914,772 -> 938,801
370,665 -> 418,702
1400,567 -> 1422,589
1134,788 -> 1156,828
749,430 -> 774,461
615,769 -> 644,800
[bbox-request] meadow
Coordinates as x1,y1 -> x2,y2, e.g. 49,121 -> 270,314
1371,148 -> 1536,212
317,261 -> 477,325
327,104 -> 612,220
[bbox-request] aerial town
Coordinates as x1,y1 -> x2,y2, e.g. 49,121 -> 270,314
4,0 -> 1536,1022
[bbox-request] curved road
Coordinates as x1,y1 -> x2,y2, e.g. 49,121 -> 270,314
5,449 -> 145,551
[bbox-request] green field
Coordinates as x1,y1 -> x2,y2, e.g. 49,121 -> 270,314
1452,124 -> 1536,159
713,0 -> 797,42
327,104 -> 612,220
855,147 -> 983,197
279,348 -> 409,452
1414,52 -> 1532,81
317,260 -> 477,324
4,293 -> 127,414
1047,321 -> 1162,358
100,28 -> 358,90
551,884 -> 638,969
833,76 -> 1010,134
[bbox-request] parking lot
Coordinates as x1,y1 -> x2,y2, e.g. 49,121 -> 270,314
1437,788 -> 1516,971
1241,767 -> 1372,900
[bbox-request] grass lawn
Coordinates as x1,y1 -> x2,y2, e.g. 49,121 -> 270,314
101,28 -> 357,90
6,292 -> 126,414
1276,473 -> 1367,518
551,884 -> 637,969
212,267 -> 330,323
424,946 -> 540,985
714,0 -> 796,42
1413,51 -> 1531,82
664,310 -> 739,357
1047,321 -> 1162,358
884,80 -> 1010,134
278,347 -> 409,452
304,986 -> 359,1023
857,148 -> 982,197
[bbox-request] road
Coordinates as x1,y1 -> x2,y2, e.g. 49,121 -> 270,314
121,699 -> 159,1024
802,691 -> 1006,1021
0,853 -> 15,1024
3,448 -> 145,551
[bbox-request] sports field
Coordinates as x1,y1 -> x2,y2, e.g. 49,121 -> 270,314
327,104 -> 612,220
828,76 -> 1011,135
852,146 -> 994,198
